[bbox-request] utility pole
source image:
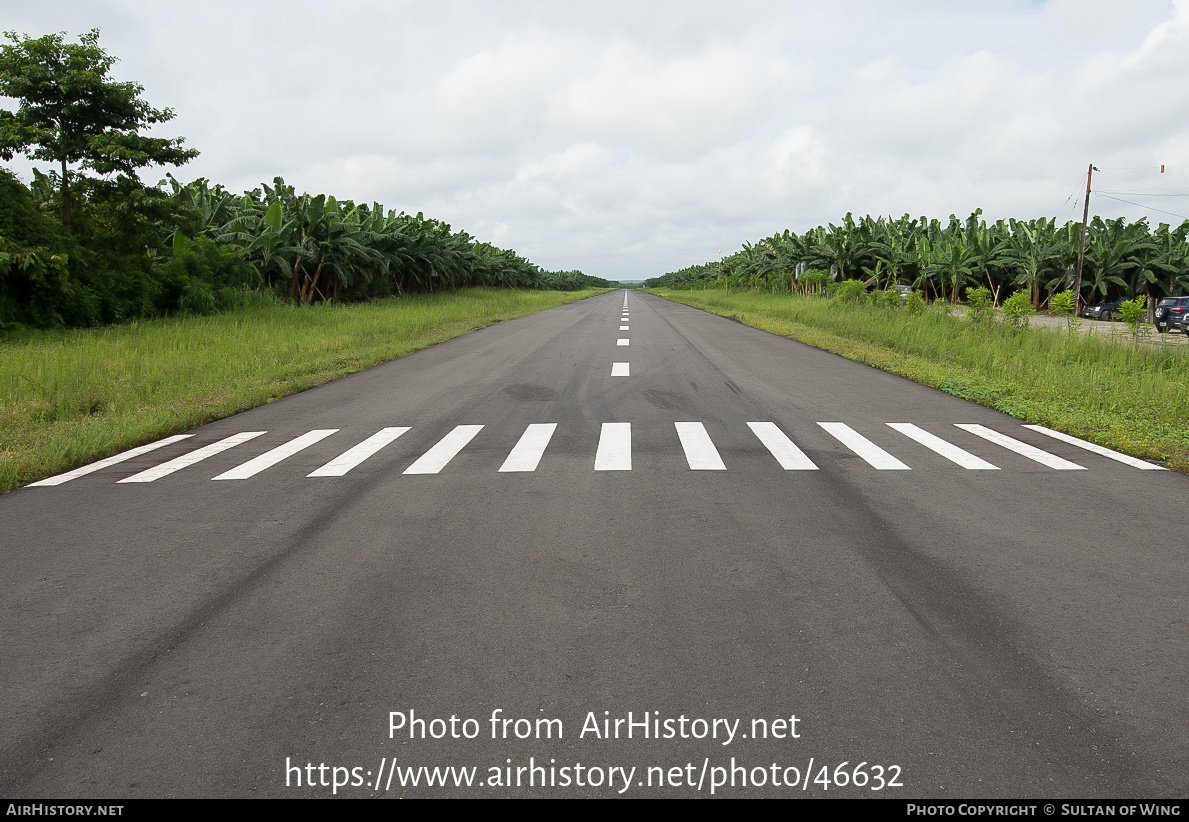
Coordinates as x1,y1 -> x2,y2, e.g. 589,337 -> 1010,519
1073,163 -> 1096,311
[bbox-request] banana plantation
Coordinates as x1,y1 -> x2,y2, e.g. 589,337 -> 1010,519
647,211 -> 1189,311
165,175 -> 610,303
0,169 -> 611,328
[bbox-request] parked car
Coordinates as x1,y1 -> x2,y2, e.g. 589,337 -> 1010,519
1081,297 -> 1126,321
1154,296 -> 1189,334
893,284 -> 913,300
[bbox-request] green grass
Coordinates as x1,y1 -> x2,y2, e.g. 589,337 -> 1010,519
646,288 -> 1189,473
0,287 -> 608,492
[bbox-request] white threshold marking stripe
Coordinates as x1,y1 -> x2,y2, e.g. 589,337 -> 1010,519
499,423 -> 557,472
887,423 -> 999,470
617,338 -> 629,346
675,422 -> 726,470
308,427 -> 411,477
121,432 -> 267,483
1023,425 -> 1166,470
213,429 -> 339,480
594,423 -> 631,470
747,422 -> 818,470
611,362 -> 630,376
403,425 -> 484,474
29,435 -> 194,486
818,423 -> 911,470
954,424 -> 1084,470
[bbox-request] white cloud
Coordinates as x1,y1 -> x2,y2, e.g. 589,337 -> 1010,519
2,0 -> 1186,278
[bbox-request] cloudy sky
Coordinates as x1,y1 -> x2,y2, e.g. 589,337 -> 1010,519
3,1 -> 1188,280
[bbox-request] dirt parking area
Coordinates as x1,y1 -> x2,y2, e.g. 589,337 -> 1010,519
1020,312 -> 1188,345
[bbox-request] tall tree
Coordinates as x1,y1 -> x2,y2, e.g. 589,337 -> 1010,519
0,29 -> 198,232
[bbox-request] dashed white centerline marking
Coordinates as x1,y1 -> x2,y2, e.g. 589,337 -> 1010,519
617,339 -> 629,346
403,425 -> 484,474
817,423 -> 911,470
747,422 -> 818,470
620,325 -> 629,330
887,423 -> 999,469
212,429 -> 339,480
499,423 -> 557,472
675,422 -> 726,470
308,427 -> 411,477
954,424 -> 1084,470
120,431 -> 267,482
611,362 -> 630,376
1022,425 -> 1166,470
594,423 -> 631,471
28,435 -> 194,486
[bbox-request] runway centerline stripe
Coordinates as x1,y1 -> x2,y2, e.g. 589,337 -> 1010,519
1022,425 -> 1166,470
212,429 -> 339,480
28,435 -> 194,486
818,423 -> 911,470
308,427 -> 411,477
747,422 -> 818,470
594,423 -> 631,471
120,432 -> 267,483
675,422 -> 726,470
611,362 -> 630,376
887,423 -> 999,470
620,325 -> 629,330
403,425 -> 484,474
617,339 -> 629,346
499,423 -> 557,472
954,424 -> 1084,470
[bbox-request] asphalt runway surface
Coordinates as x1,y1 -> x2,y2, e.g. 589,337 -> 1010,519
2,290 -> 1186,798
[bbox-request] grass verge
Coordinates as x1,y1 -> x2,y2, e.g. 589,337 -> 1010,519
1,287 -> 608,492
646,288 -> 1189,473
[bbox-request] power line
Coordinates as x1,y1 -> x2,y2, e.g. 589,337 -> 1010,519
1054,187 -> 1081,224
1097,162 -> 1189,170
1097,190 -> 1189,197
1094,192 -> 1189,221
1094,168 -> 1188,197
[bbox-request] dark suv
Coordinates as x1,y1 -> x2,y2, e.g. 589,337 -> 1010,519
1154,296 -> 1189,334
1081,297 -> 1126,321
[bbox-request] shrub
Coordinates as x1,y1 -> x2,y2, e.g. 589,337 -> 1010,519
216,286 -> 278,311
834,278 -> 869,304
872,288 -> 902,310
179,282 -> 218,316
965,286 -> 994,324
1002,290 -> 1034,328
1119,295 -> 1148,341
1049,290 -> 1081,332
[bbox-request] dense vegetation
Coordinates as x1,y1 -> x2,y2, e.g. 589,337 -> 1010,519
0,30 -> 611,331
646,211 -> 1189,315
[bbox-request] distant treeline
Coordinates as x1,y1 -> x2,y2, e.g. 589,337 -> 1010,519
0,169 -> 613,329
646,211 -> 1189,309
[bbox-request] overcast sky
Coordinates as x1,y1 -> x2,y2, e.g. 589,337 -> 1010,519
3,1 -> 1188,280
